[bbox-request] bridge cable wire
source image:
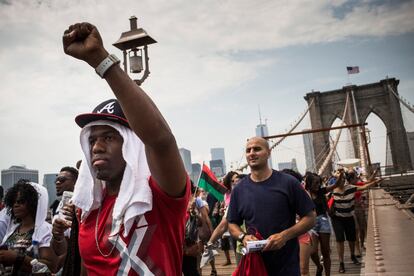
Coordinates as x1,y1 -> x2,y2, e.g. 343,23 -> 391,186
317,92 -> 350,176
388,84 -> 414,114
312,139 -> 333,172
313,135 -> 339,172
351,88 -> 369,179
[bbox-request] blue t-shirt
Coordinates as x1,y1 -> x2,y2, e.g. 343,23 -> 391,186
227,170 -> 315,276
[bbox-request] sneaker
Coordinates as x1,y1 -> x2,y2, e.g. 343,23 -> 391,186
200,249 -> 218,268
351,255 -> 361,265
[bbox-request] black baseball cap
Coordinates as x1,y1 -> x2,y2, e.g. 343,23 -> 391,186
75,99 -> 130,128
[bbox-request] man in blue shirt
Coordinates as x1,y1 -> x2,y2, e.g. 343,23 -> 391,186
228,137 -> 315,275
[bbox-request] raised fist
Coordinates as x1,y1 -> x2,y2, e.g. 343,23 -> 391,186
63,22 -> 108,68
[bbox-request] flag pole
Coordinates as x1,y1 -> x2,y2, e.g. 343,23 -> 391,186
346,66 -> 351,85
194,161 -> 204,198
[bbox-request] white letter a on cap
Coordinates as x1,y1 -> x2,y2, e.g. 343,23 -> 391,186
98,101 -> 115,114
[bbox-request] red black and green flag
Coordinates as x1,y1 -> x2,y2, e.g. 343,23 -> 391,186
198,164 -> 228,201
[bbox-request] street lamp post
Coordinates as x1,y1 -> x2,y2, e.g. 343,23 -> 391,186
113,16 -> 157,85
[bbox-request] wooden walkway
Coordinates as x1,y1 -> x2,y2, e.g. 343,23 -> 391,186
201,238 -> 365,276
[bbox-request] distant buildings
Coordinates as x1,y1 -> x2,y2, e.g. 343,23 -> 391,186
191,163 -> 201,184
255,123 -> 269,138
43,173 -> 58,206
303,130 -> 316,172
209,159 -> 225,178
179,146 -> 227,181
1,165 -> 39,193
255,123 -> 273,169
278,158 -> 298,171
179,148 -> 192,175
210,148 -> 226,177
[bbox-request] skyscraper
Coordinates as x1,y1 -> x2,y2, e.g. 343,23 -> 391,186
1,165 -> 39,193
209,159 -> 225,178
43,173 -> 58,206
210,148 -> 226,175
303,131 -> 316,172
179,148 -> 192,175
255,123 -> 273,169
255,123 -> 269,137
191,163 -> 201,184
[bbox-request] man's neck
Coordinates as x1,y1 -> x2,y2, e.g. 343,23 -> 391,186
105,180 -> 121,196
250,167 -> 273,182
106,185 -> 120,196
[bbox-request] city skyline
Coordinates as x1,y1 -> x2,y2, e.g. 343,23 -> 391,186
1,165 -> 39,192
1,1 -> 414,180
210,147 -> 226,176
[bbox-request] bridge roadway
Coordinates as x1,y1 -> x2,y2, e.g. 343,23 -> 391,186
201,185 -> 414,275
364,188 -> 414,275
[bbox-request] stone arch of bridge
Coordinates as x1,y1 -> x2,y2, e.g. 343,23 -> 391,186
304,78 -> 412,175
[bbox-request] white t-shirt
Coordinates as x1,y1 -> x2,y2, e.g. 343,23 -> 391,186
0,208 -> 10,242
1,221 -> 52,248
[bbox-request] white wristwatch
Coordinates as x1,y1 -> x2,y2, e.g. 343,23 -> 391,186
95,54 -> 120,78
238,232 -> 246,242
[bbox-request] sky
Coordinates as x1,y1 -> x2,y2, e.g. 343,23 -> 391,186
1,0 -> 414,182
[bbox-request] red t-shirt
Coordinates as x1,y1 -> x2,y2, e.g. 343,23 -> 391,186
79,176 -> 190,276
355,181 -> 364,202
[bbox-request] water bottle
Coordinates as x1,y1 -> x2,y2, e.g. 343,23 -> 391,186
32,241 -> 39,259
29,241 -> 51,274
58,191 -> 74,225
30,258 -> 50,274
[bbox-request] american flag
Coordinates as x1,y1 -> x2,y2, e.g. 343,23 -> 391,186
347,66 -> 360,74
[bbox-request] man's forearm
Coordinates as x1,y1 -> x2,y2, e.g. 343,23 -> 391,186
360,178 -> 381,191
103,64 -> 173,147
103,56 -> 187,197
200,207 -> 214,233
51,236 -> 68,257
209,218 -> 228,244
281,211 -> 316,241
228,222 -> 244,240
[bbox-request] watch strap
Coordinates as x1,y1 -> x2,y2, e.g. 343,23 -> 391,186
95,54 -> 120,78
238,232 -> 246,242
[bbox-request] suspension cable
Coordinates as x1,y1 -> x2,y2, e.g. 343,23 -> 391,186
388,84 -> 414,114
317,92 -> 350,176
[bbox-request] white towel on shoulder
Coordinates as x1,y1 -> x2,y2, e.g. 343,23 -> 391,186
72,120 -> 152,236
1,182 -> 50,246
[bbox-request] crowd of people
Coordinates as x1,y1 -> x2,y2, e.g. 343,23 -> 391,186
0,22 -> 383,275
